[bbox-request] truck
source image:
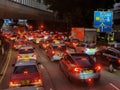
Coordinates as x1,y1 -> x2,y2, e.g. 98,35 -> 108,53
70,27 -> 97,43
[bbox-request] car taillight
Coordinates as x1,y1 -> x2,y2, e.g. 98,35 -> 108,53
118,60 -> 120,64
23,70 -> 28,75
52,51 -> 55,54
73,67 -> 82,73
43,44 -> 46,48
17,55 -> 22,59
9,81 -> 21,87
14,45 -> 16,48
95,65 -> 101,72
66,50 -> 68,53
32,54 -> 37,57
31,78 -> 42,86
24,39 -> 27,41
86,78 -> 94,85
73,42 -> 77,46
34,79 -> 41,83
58,45 -> 61,48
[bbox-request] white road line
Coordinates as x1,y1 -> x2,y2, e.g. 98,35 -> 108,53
0,49 -> 12,83
109,83 -> 120,90
40,65 -> 44,69
49,88 -> 53,90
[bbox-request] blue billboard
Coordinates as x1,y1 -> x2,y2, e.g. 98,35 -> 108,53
94,11 -> 113,32
4,19 -> 13,23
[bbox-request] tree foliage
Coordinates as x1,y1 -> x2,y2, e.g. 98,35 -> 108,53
44,0 -> 115,27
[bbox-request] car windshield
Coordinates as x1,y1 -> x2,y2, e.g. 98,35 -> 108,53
19,49 -> 34,54
71,39 -> 79,42
13,65 -> 38,74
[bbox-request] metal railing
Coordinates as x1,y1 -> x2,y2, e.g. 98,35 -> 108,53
9,0 -> 52,12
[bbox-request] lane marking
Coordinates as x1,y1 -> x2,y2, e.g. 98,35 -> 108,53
50,88 -> 53,90
40,65 -> 44,69
109,83 -> 120,90
0,49 -> 12,83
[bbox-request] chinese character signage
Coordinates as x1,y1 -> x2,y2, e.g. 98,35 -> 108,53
94,11 -> 113,32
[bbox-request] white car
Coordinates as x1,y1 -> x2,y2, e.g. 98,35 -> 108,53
33,36 -> 43,44
83,45 -> 98,55
17,46 -> 37,61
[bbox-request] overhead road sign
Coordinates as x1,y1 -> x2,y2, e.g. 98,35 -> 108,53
94,11 -> 113,32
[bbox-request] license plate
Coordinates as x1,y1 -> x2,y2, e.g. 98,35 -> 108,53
24,56 -> 29,59
84,70 -> 93,74
90,49 -> 94,51
21,80 -> 30,85
58,53 -> 63,56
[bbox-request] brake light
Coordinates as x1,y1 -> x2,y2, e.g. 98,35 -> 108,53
66,50 -> 68,53
23,70 -> 28,74
86,78 -> 93,85
43,44 -> 46,48
34,79 -> 41,83
73,42 -> 77,46
95,65 -> 101,72
88,78 -> 92,82
24,39 -> 27,41
52,51 -> 55,54
58,45 -> 61,48
14,45 -> 16,48
31,78 -> 42,86
9,81 -> 21,87
73,67 -> 82,73
17,55 -> 22,59
118,60 -> 120,64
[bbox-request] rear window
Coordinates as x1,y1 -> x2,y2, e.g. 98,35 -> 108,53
87,45 -> 96,48
53,45 -> 66,51
72,55 -> 94,67
19,49 -> 34,54
14,65 -> 38,74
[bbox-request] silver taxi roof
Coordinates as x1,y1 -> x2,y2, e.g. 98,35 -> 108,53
15,59 -> 37,66
19,45 -> 33,50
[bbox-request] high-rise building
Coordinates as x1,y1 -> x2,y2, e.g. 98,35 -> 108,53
113,2 -> 120,30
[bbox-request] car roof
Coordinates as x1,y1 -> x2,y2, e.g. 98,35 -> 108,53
19,45 -> 33,50
69,53 -> 89,59
15,59 -> 37,66
107,47 -> 120,53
